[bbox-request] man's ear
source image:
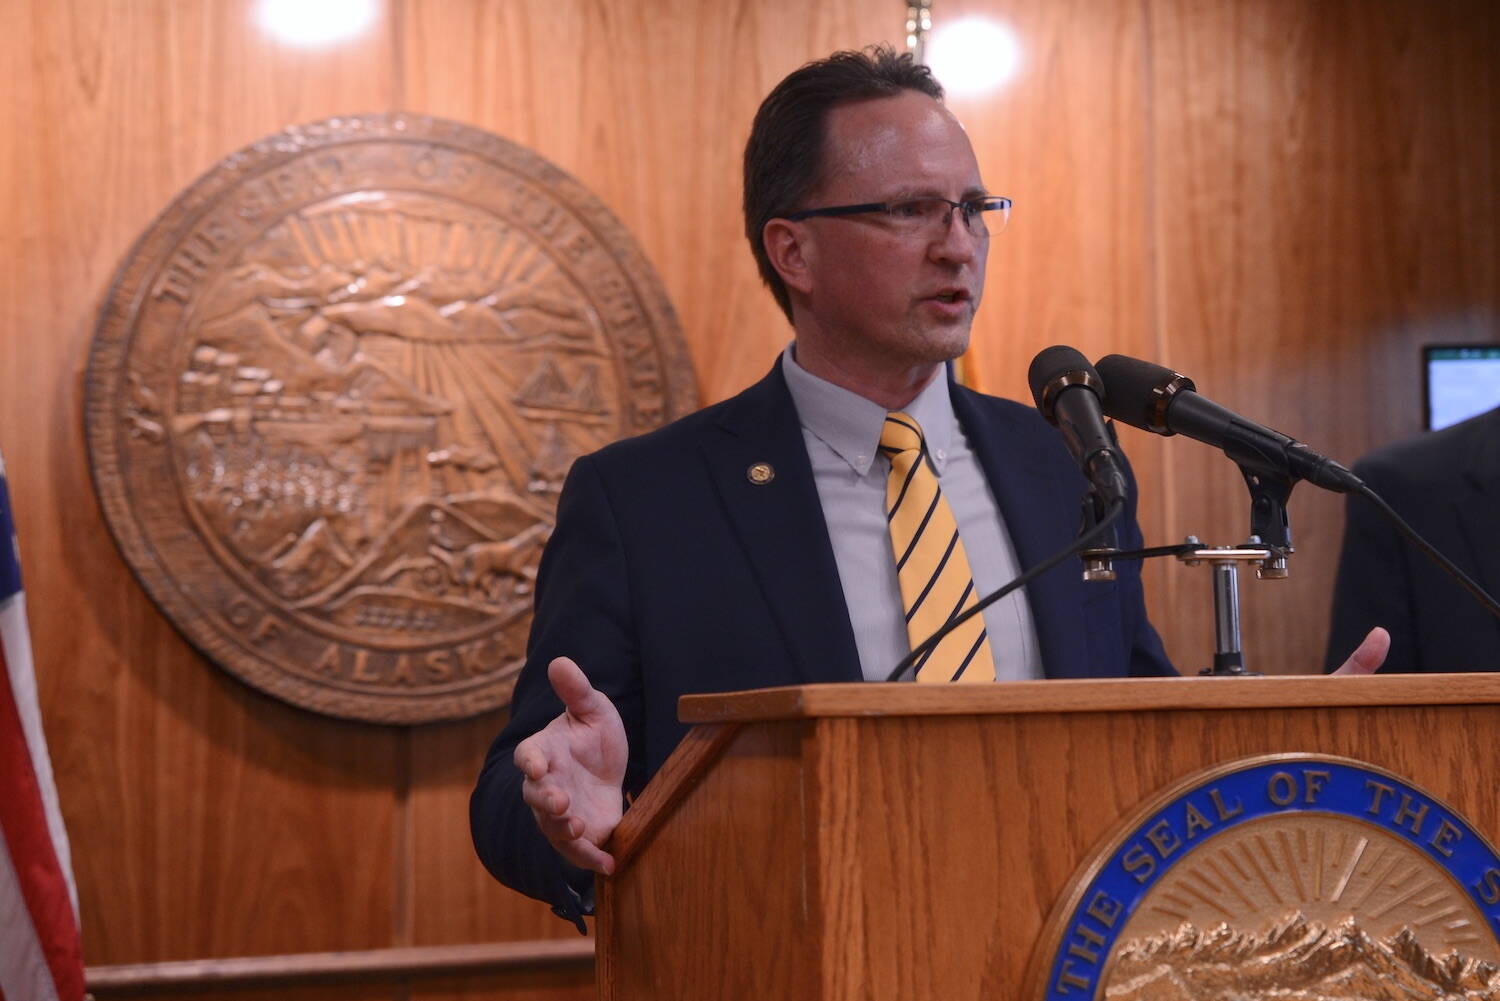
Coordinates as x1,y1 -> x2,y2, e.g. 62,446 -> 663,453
762,218 -> 815,296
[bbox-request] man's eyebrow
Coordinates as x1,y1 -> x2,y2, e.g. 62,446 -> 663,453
878,186 -> 937,202
883,185 -> 991,202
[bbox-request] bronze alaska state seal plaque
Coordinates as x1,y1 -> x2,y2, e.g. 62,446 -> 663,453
85,114 -> 696,724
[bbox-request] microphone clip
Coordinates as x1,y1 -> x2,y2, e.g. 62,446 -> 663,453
1075,483 -> 1120,578
1237,463 -> 1294,578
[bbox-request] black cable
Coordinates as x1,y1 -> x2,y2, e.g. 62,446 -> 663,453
1357,483 -> 1500,620
884,497 -> 1127,682
1085,541 -> 1206,562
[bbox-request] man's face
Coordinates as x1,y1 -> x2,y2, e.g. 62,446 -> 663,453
792,91 -> 989,374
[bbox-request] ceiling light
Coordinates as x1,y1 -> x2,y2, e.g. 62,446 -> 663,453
255,0 -> 378,48
926,17 -> 1022,98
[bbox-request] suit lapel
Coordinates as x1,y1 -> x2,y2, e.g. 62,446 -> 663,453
951,384 -> 1093,677
702,366 -> 863,684
1455,408 -> 1500,595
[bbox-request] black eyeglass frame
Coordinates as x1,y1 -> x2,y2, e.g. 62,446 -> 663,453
783,195 -> 1013,232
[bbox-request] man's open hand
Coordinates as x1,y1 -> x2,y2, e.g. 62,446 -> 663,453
1331,627 -> 1391,676
513,657 -> 628,874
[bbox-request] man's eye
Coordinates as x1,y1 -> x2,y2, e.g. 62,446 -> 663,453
891,200 -> 936,220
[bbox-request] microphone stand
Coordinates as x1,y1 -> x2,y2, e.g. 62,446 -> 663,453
1081,464 -> 1301,677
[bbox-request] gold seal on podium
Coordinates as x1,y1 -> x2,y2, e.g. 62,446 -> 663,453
1029,754 -> 1500,1000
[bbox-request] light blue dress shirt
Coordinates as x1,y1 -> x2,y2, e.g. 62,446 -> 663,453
780,345 -> 1043,682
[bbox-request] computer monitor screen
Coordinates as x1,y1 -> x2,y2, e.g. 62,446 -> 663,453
1424,344 -> 1500,430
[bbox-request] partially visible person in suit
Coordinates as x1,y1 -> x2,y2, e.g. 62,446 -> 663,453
1325,403 -> 1500,673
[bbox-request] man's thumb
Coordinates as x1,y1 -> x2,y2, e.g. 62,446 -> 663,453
547,656 -> 599,715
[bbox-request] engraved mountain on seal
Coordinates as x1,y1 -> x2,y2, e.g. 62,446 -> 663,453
1106,913 -> 1500,1000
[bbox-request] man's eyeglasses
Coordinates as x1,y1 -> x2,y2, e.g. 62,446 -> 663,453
784,196 -> 1012,238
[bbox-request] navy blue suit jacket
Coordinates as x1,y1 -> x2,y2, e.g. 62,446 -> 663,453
471,364 -> 1173,920
1324,405 -> 1500,672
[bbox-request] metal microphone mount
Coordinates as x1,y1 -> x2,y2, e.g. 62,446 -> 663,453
1077,465 -> 1300,676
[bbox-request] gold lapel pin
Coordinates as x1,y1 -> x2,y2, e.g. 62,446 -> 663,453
746,462 -> 775,485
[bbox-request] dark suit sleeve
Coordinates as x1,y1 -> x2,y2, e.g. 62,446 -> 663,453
1324,460 -> 1418,672
1117,447 -> 1176,677
469,455 -> 647,927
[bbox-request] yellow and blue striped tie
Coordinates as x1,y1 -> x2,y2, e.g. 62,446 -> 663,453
880,412 -> 995,683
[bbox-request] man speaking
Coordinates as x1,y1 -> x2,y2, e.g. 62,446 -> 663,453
470,46 -> 1383,927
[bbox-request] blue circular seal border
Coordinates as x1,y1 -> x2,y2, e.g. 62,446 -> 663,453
1032,754 -> 1500,1000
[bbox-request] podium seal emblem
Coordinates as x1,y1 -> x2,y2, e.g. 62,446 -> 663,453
1029,754 -> 1500,999
85,114 -> 696,723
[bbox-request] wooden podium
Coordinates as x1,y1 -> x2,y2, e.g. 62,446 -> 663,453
594,674 -> 1500,999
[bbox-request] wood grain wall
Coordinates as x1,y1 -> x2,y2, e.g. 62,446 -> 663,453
0,1 -> 1493,998
949,0 -> 1498,673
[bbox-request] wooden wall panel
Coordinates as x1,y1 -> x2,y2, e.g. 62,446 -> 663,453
405,714 -> 572,948
0,0 -> 406,973
949,0 -> 1157,397
405,970 -> 598,1001
1145,0 -> 1499,672
0,1 -> 1494,998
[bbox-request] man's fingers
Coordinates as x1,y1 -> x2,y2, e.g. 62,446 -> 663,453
1334,626 -> 1390,675
557,837 -> 616,876
525,797 -> 608,869
1351,626 -> 1391,673
547,656 -> 607,720
513,742 -> 548,781
520,778 -> 569,818
531,806 -> 583,844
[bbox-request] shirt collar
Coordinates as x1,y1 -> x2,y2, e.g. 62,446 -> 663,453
780,343 -> 956,476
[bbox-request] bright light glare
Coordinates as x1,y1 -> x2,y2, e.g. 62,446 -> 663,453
256,0 -> 378,48
925,17 -> 1022,98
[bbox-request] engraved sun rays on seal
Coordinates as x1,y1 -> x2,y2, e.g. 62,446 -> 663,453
177,192 -> 603,645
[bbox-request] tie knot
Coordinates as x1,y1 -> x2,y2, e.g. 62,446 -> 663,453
880,412 -> 925,455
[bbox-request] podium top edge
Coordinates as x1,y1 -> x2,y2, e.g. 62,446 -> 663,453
676,673 -> 1500,723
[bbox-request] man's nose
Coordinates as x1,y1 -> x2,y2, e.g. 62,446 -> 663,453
930,210 -> 982,264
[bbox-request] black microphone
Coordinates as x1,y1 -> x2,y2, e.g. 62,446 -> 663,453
1093,354 -> 1363,494
1027,346 -> 1128,506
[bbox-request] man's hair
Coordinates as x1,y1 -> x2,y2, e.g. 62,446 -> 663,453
742,46 -> 945,322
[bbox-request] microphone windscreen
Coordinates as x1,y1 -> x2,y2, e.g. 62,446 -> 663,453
1094,354 -> 1194,430
1027,345 -> 1095,419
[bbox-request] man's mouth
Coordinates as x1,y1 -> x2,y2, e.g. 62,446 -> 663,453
929,288 -> 970,305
